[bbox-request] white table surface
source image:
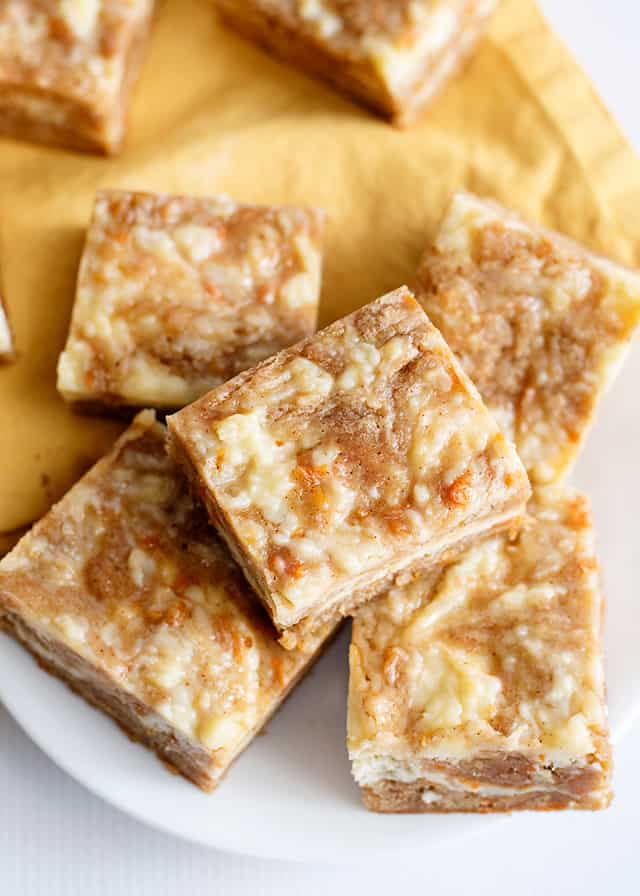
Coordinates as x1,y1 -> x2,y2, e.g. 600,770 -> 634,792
1,1 -> 639,893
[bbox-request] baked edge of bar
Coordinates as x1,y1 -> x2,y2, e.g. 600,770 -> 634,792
0,606 -> 216,790
422,190 -> 640,298
64,396 -> 184,421
278,503 -> 528,649
360,762 -> 613,813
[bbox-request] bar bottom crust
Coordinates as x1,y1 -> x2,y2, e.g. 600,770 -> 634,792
362,760 -> 612,813
2,607 -> 215,789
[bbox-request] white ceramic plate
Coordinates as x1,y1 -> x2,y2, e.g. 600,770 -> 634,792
0,349 -> 638,862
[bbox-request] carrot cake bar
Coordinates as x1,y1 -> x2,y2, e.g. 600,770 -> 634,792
211,0 -> 499,126
415,192 -> 640,483
167,287 -> 530,649
0,0 -> 155,154
348,486 -> 612,812
0,411 -> 335,791
57,190 -> 324,414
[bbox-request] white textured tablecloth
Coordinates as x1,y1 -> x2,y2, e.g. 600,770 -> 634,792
2,2 -> 639,893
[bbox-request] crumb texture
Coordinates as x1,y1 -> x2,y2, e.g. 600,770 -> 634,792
57,190 -> 323,410
168,287 -> 529,631
0,412 -> 332,786
415,192 -> 640,482
348,486 -> 611,810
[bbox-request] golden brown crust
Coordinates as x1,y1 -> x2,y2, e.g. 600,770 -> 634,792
212,0 -> 499,126
215,0 -> 397,118
278,508 -> 526,649
168,287 -> 530,645
0,1 -> 155,154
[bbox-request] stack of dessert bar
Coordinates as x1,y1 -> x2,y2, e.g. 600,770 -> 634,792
348,192 -> 640,811
2,185 -> 640,814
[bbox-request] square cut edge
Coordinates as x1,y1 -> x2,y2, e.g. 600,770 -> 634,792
167,286 -> 531,650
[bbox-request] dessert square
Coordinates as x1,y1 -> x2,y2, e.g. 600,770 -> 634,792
415,192 -> 640,483
212,0 -> 499,126
348,486 -> 612,812
0,411 -> 335,792
167,287 -> 530,649
57,190 -> 324,414
0,0 -> 155,154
